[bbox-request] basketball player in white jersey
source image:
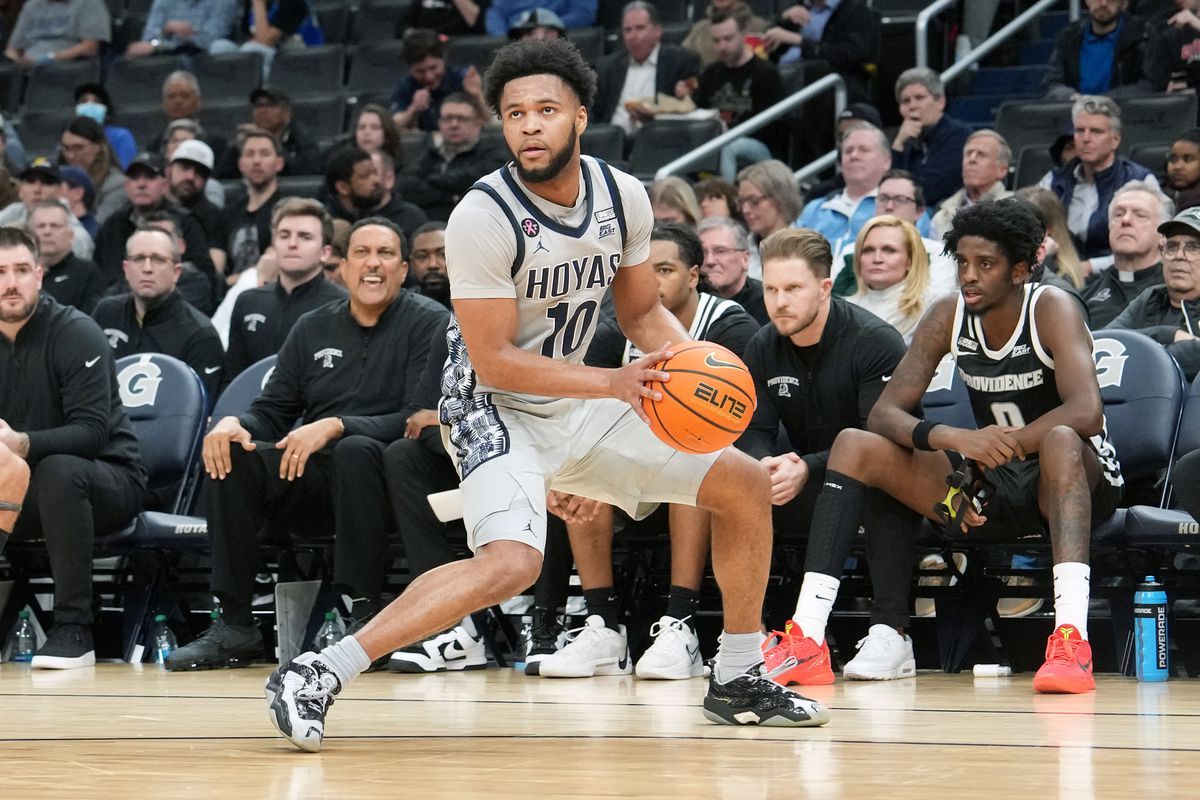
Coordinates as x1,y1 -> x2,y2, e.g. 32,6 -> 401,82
265,39 -> 828,752
765,197 -> 1122,695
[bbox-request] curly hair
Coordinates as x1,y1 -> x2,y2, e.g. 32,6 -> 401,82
943,197 -> 1044,276
483,38 -> 597,115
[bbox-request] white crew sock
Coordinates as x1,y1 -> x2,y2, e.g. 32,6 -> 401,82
715,630 -> 766,684
1053,562 -> 1091,640
319,634 -> 371,688
460,614 -> 478,637
793,572 -> 841,645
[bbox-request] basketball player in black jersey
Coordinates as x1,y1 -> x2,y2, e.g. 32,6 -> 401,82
764,197 -> 1122,694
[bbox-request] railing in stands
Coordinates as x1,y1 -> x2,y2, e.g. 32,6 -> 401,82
653,72 -> 847,181
914,0 -> 958,71
916,0 -> 1081,69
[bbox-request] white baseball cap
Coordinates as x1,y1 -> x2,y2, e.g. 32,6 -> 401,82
171,138 -> 214,172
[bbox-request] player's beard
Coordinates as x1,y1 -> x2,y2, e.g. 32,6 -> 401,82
515,126 -> 577,184
771,301 -> 821,339
0,291 -> 36,324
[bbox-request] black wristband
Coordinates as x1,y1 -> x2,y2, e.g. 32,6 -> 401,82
911,419 -> 940,452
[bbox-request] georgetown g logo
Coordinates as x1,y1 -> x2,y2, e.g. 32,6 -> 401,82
314,348 -> 343,368
1092,338 -> 1128,389
118,354 -> 162,408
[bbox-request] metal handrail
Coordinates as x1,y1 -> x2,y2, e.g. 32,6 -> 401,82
940,0 -> 1068,84
915,0 -> 957,70
653,72 -> 846,181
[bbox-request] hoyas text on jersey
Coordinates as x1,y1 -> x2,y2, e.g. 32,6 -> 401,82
525,253 -> 622,300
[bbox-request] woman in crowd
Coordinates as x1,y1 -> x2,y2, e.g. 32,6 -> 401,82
650,176 -> 702,227
73,83 -> 137,170
1016,187 -> 1087,293
693,177 -> 742,225
58,116 -> 125,223
736,159 -> 803,279
846,215 -> 934,344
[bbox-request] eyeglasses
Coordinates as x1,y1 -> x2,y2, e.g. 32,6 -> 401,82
736,195 -> 767,208
702,246 -> 747,259
126,253 -> 173,268
878,193 -> 916,206
1161,240 -> 1200,259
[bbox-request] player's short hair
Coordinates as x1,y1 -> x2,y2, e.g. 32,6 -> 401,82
944,197 -> 1045,274
760,227 -> 832,279
412,221 -> 447,239
483,38 -> 598,116
403,29 -> 445,65
347,216 -> 408,261
0,224 -> 39,261
652,221 -> 704,270
272,197 -> 335,246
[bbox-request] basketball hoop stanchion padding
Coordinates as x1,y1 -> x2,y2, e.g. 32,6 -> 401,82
642,342 -> 757,454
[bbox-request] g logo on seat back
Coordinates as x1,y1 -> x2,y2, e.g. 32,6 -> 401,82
1093,338 -> 1128,390
118,354 -> 163,408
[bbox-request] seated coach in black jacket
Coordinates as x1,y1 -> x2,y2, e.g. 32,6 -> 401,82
167,217 -> 450,671
0,226 -> 146,670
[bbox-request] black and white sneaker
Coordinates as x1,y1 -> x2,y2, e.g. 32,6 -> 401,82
523,607 -> 566,676
31,623 -> 95,670
387,620 -> 487,673
265,652 -> 342,752
703,659 -> 831,727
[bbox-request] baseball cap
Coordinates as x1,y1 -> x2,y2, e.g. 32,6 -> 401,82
171,138 -> 214,173
59,165 -> 94,206
508,8 -> 566,38
250,87 -> 290,107
20,156 -> 60,183
126,151 -> 165,177
837,103 -> 883,130
1159,206 -> 1200,239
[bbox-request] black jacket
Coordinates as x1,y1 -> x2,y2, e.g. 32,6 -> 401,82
1043,13 -> 1149,98
223,271 -> 347,389
1110,284 -> 1200,379
214,124 -> 322,179
0,296 -> 144,481
592,44 -> 703,124
91,291 -> 225,401
1082,262 -> 1164,329
397,138 -> 510,222
738,297 -> 907,478
93,202 -> 217,307
330,193 -> 428,243
42,253 -> 107,314
773,0 -> 878,99
238,290 -> 450,443
730,276 -> 769,326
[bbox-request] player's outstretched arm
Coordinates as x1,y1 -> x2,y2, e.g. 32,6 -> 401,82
610,259 -> 691,354
1008,286 -> 1105,455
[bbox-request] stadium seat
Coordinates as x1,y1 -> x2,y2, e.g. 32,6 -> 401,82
314,2 -> 352,43
277,174 -> 327,199
1039,11 -> 1071,39
446,35 -> 508,73
0,62 -> 22,114
116,106 -> 168,147
345,40 -> 407,96
994,101 -> 1071,174
946,94 -> 1011,126
968,66 -> 1048,97
352,0 -> 408,43
661,21 -> 692,47
267,44 -> 347,97
22,58 -> 101,110
15,109 -> 73,159
1129,143 -> 1170,175
569,27 -> 605,64
581,123 -> 626,164
211,355 -> 278,428
289,94 -> 348,142
190,52 -> 263,103
1014,144 -> 1055,190
197,101 -> 248,137
1019,39 -> 1055,66
627,118 -> 723,181
105,55 -> 183,112
1116,94 -> 1199,155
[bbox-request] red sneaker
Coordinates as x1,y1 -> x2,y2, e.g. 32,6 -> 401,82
1032,624 -> 1095,694
761,620 -> 835,685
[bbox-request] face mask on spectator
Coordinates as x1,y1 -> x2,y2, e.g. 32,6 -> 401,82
74,102 -> 107,124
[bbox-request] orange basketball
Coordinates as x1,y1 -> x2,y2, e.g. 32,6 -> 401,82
642,341 -> 757,454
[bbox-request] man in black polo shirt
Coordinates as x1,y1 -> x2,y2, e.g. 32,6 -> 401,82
91,226 -> 224,399
739,226 -> 914,683
31,200 -> 105,313
223,198 -> 347,388
167,218 -> 449,671
0,226 -> 146,669
167,138 -> 227,278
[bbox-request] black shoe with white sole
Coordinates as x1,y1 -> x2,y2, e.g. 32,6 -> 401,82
703,660 -> 831,727
31,623 -> 95,670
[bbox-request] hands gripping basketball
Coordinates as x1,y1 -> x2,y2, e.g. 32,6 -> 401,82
611,346 -> 675,425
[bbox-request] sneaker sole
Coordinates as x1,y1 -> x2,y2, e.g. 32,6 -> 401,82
1032,675 -> 1095,694
264,670 -> 321,753
166,653 -> 262,671
843,659 -> 917,681
702,701 -> 831,727
31,652 -> 95,669
388,657 -> 488,674
635,662 -> 705,680
540,657 -> 632,678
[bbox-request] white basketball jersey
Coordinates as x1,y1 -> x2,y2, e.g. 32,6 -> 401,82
442,156 -> 642,414
621,292 -> 743,364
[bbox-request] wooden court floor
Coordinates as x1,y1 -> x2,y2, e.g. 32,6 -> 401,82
2,664 -> 1199,799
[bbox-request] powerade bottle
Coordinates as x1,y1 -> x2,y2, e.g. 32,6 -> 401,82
1134,577 -> 1169,682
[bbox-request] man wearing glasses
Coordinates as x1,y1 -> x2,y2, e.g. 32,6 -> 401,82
798,123 -> 892,256
91,226 -> 223,398
698,216 -> 769,324
1110,206 -> 1200,380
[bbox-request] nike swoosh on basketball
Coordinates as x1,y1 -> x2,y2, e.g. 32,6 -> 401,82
704,352 -> 740,370
84,356 -> 101,368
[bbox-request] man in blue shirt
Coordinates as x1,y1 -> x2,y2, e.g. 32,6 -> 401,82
1044,0 -> 1148,99
125,0 -> 240,58
391,29 -> 485,133
485,0 -> 594,37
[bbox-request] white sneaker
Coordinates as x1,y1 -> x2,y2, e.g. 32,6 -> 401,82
842,624 -> 916,680
387,621 -> 487,673
537,615 -> 631,678
635,615 -> 704,680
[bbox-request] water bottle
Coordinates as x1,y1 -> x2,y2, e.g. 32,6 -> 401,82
313,610 -> 343,651
11,609 -> 34,663
151,614 -> 177,665
1134,577 -> 1169,682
